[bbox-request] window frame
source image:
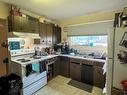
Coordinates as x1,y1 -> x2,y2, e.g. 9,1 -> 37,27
68,35 -> 108,47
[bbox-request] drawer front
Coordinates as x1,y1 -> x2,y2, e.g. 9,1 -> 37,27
93,61 -> 105,67
70,58 -> 82,64
60,56 -> 69,61
82,60 -> 105,67
23,71 -> 47,88
23,77 -> 47,95
82,60 -> 93,65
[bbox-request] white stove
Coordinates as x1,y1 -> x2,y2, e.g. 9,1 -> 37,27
10,49 -> 47,95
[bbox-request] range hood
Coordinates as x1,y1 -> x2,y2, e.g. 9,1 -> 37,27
8,32 -> 40,38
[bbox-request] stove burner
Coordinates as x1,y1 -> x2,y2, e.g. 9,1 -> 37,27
16,59 -> 30,62
21,60 -> 30,62
30,56 -> 41,59
16,59 -> 25,61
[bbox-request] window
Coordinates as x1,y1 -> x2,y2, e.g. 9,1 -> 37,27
68,35 -> 107,46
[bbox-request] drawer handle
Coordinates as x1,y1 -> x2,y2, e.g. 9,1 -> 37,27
71,62 -> 80,64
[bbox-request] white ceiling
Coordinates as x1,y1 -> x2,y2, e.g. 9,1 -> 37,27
0,0 -> 127,20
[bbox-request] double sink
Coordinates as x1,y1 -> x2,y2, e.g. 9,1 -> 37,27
69,54 -> 106,60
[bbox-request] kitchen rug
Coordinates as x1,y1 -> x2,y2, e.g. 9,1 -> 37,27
68,80 -> 93,93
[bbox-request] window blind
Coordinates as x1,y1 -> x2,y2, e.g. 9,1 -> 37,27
66,21 -> 113,36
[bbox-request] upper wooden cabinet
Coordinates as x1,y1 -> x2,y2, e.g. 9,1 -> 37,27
39,23 -> 47,44
52,25 -> 61,44
46,23 -> 53,45
39,23 -> 61,45
39,23 -> 53,45
8,16 -> 22,32
8,16 -> 39,33
28,17 -> 39,33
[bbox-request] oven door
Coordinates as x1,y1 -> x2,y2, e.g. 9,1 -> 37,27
22,61 -> 47,88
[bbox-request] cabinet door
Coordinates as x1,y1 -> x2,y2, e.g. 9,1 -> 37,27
0,19 -> 8,76
70,62 -> 81,81
60,57 -> 70,78
46,24 -> 53,45
53,57 -> 60,77
28,18 -> 39,33
57,27 -> 61,44
52,25 -> 61,45
11,16 -> 22,32
81,64 -> 93,85
39,23 -> 47,44
52,25 -> 57,44
21,17 -> 29,32
93,66 -> 106,88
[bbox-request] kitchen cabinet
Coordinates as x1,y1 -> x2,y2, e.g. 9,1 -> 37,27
70,58 -> 81,81
57,27 -> 61,44
39,23 -> 53,45
81,64 -> 94,85
93,61 -> 105,67
8,15 -> 39,33
81,59 -> 105,88
46,24 -> 53,45
93,66 -> 105,88
8,16 -> 22,32
28,17 -> 39,33
53,57 -> 60,77
0,19 -> 8,76
52,25 -> 61,45
39,23 -> 47,44
59,56 -> 70,78
39,23 -> 61,45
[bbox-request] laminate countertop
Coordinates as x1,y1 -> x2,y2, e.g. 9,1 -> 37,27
58,54 -> 106,63
11,54 -> 106,66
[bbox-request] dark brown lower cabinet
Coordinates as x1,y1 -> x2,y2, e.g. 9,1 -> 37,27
70,62 -> 81,81
93,66 -> 106,88
81,64 -> 94,85
53,57 -> 60,77
59,57 -> 70,78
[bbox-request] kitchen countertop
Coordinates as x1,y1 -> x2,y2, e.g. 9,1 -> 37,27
11,54 -> 106,65
58,54 -> 106,63
11,54 -> 59,65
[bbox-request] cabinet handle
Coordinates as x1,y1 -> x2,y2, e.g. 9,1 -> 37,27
1,41 -> 8,48
3,57 -> 9,64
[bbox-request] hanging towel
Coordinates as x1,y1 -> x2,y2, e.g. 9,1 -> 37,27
32,64 -> 40,73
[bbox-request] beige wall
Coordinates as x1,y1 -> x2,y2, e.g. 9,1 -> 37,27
57,10 -> 121,42
0,2 -> 9,19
